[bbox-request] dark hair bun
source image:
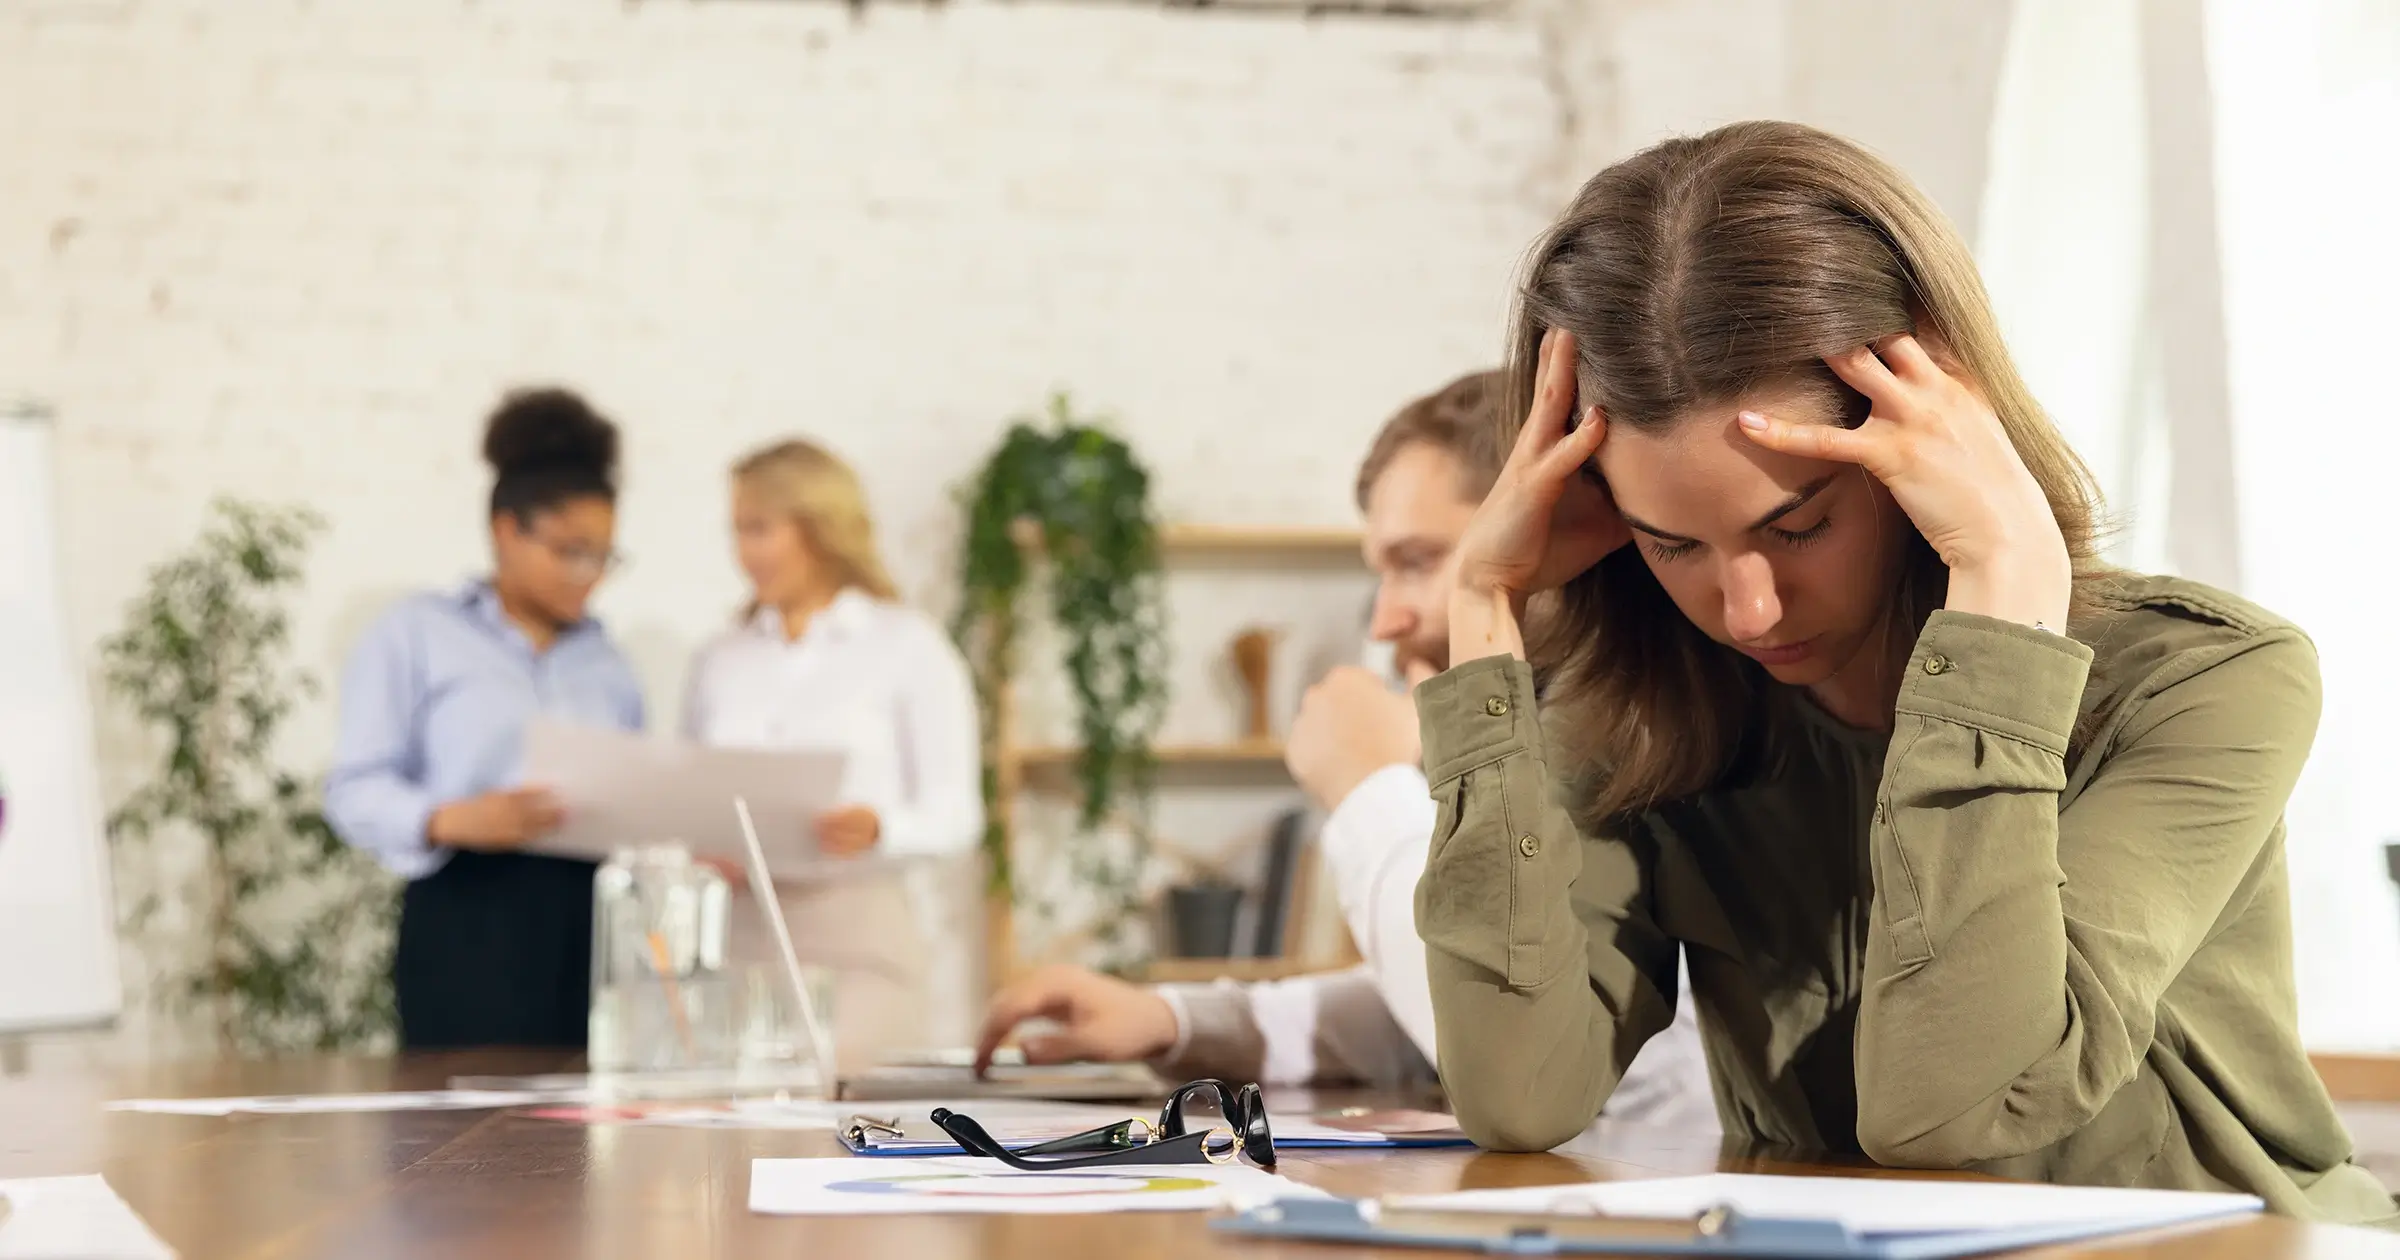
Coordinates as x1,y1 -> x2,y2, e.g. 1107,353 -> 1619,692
482,388 -> 619,480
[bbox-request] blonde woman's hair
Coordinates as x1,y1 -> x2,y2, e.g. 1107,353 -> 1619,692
732,439 -> 899,605
1506,120 -> 2109,823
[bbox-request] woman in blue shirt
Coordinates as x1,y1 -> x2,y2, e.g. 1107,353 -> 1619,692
326,389 -> 646,1049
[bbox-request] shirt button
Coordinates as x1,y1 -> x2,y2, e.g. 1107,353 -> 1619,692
1485,696 -> 1511,717
1518,834 -> 1540,858
1923,654 -> 1955,676
1875,803 -> 1888,825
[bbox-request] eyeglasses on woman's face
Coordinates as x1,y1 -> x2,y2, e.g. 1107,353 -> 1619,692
525,529 -> 626,578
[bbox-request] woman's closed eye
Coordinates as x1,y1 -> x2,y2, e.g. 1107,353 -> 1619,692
1641,535 -> 1700,563
1768,515 -> 1833,548
1639,514 -> 1831,563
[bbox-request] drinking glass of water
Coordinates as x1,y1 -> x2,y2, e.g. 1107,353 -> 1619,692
588,843 -> 735,1073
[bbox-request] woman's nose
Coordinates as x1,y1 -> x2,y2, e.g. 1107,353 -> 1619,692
1720,553 -> 1784,643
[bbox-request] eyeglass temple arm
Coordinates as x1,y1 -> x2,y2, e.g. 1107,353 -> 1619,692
930,1109 -> 1218,1170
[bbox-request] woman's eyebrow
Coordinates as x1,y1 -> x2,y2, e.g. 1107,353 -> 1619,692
1745,474 -> 1840,531
1621,474 -> 1840,542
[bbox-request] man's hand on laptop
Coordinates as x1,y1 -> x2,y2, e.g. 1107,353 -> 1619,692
973,965 -> 1180,1076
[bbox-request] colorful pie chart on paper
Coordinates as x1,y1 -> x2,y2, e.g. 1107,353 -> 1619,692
825,1172 -> 1215,1198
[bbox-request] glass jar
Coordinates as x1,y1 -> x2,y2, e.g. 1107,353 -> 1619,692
588,843 -> 734,1073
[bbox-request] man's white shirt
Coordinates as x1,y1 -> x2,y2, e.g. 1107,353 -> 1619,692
1156,762 -> 1718,1132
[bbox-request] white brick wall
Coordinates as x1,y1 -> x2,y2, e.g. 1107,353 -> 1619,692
3,0 -> 1569,755
0,0 -> 2009,1060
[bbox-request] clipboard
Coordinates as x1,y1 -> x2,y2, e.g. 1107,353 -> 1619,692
1212,1193 -> 2263,1259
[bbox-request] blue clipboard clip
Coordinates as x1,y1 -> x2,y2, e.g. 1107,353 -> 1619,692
1213,1197 -> 1867,1258
1212,1194 -> 2255,1260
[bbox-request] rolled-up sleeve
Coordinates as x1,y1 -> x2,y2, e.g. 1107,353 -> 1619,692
1854,612 -> 2316,1168
1413,656 -> 1677,1152
324,611 -> 446,881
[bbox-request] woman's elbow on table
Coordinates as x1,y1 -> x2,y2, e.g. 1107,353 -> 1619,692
1437,1040 -> 1609,1152
1454,1100 -> 1593,1154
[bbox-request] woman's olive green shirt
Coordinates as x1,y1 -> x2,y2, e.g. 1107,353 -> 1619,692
1412,573 -> 2395,1225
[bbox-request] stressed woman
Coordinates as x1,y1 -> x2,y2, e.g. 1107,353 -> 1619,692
1417,121 -> 2394,1223
326,389 -> 643,1049
682,439 -> 982,1069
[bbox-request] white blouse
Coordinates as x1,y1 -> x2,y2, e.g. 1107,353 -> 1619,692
681,589 -> 984,859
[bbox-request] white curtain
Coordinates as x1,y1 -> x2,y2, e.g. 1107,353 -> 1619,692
1977,0 -> 2173,574
1980,0 -> 2400,1048
2207,0 -> 2400,1049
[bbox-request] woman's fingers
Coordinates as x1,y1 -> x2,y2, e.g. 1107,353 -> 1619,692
1872,332 -> 1943,384
1510,328 -> 1580,461
1823,344 -> 1907,413
1536,405 -> 1608,482
1737,409 -> 1885,470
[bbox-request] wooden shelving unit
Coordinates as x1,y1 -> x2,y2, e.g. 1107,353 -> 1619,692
984,522 -> 1367,987
1016,739 -> 1289,769
1137,956 -> 1342,984
1008,520 -> 1364,558
1159,523 -> 1363,554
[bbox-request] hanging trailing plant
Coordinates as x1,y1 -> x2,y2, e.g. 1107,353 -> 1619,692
104,498 -> 398,1055
953,392 -> 1169,903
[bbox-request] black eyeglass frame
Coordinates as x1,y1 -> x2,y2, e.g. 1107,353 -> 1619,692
1156,1078 -> 1275,1167
927,1077 -> 1276,1171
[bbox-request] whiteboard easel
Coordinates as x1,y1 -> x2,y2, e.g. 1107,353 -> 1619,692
0,398 -> 125,1044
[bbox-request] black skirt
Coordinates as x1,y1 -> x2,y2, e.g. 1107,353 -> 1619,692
395,851 -> 596,1050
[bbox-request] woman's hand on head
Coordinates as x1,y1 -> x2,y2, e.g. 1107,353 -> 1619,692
1453,330 -> 1633,602
1447,330 -> 1631,663
1736,334 -> 2073,631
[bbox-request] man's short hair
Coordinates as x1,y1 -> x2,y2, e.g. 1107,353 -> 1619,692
1353,370 -> 1506,510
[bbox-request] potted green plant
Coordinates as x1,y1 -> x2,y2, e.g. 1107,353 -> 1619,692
953,393 -> 1169,965
104,498 -> 398,1055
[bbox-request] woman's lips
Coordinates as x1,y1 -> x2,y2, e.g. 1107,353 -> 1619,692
1738,637 -> 1815,666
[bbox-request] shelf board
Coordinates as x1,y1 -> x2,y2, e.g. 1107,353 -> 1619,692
1161,523 -> 1363,554
1014,739 -> 1287,768
1138,957 -> 1338,984
1008,520 -> 1363,559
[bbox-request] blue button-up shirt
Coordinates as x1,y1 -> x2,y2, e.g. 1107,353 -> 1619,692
324,581 -> 646,880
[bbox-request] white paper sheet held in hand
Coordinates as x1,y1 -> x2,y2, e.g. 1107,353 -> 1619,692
521,720 -> 850,879
748,1157 -> 1326,1216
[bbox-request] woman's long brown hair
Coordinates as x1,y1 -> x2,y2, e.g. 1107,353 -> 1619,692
1505,120 -> 2110,821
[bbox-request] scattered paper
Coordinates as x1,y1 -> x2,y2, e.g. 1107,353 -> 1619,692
448,1067 -> 827,1100
1270,1109 -> 1467,1146
105,1090 -> 556,1116
1389,1173 -> 2263,1236
1298,1107 -> 1461,1136
748,1156 -> 1327,1216
521,720 -> 855,880
837,1061 -> 1163,1102
522,1098 -> 1130,1133
0,1175 -> 175,1260
523,1098 -> 857,1129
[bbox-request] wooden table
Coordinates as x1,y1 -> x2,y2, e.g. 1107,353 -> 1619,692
4,1053 -> 2396,1259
